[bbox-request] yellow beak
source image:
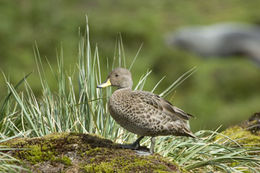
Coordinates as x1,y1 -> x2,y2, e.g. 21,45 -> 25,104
97,79 -> 111,88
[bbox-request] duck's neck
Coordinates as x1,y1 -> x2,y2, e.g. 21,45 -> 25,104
117,87 -> 132,90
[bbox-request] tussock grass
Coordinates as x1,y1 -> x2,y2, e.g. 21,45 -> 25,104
0,20 -> 259,172
155,129 -> 260,172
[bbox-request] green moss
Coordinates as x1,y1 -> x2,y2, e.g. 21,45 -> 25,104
83,158 -> 165,173
89,157 -> 96,163
53,156 -> 72,166
11,138 -> 72,165
58,156 -> 72,166
15,144 -> 56,164
121,157 -> 162,172
216,125 -> 260,147
84,162 -> 114,173
154,171 -> 172,173
84,147 -> 103,156
3,133 -> 180,172
82,151 -> 176,172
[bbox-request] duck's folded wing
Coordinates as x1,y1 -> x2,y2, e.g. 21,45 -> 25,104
159,96 -> 193,120
132,91 -> 193,120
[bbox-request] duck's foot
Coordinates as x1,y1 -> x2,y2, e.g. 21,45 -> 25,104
118,136 -> 144,150
119,143 -> 140,150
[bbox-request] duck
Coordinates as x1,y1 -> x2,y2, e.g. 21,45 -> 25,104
97,67 -> 195,153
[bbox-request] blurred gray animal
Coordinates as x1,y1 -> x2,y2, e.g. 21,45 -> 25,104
166,23 -> 260,64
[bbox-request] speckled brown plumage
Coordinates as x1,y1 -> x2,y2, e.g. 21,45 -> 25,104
97,67 -> 195,152
109,88 -> 195,137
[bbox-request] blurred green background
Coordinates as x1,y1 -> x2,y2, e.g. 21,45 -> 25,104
0,0 -> 259,131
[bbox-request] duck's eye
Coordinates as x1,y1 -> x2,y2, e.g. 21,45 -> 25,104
115,74 -> 119,77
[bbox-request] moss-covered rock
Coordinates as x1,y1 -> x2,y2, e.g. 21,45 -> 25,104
216,125 -> 260,147
216,112 -> 260,148
1,133 -> 182,172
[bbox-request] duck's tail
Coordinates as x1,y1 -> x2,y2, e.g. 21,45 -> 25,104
182,126 -> 198,139
185,131 -> 197,138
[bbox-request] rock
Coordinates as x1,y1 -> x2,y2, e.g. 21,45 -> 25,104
245,112 -> 260,134
1,133 -> 182,172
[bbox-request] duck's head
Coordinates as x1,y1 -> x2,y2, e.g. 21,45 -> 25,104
97,68 -> 133,89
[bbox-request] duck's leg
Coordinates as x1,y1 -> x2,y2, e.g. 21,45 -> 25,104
150,137 -> 155,154
119,136 -> 144,150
